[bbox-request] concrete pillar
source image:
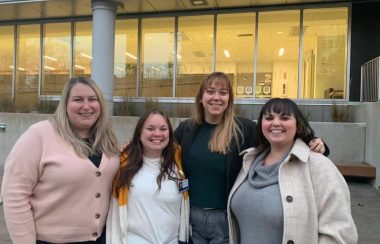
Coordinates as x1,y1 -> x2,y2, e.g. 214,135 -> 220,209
91,0 -> 117,115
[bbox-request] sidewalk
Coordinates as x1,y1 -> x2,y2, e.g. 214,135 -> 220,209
1,181 -> 380,243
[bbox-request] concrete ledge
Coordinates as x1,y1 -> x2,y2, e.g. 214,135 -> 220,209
336,162 -> 376,179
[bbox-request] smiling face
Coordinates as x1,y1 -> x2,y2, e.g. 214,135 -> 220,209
66,83 -> 100,138
140,113 -> 170,158
262,111 -> 297,151
200,80 -> 230,124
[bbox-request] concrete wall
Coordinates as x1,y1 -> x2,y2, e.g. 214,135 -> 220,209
0,112 -> 366,166
351,102 -> 380,190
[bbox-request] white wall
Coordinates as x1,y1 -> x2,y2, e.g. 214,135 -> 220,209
351,102 -> 380,190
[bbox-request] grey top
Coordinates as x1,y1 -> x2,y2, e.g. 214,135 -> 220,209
230,149 -> 287,244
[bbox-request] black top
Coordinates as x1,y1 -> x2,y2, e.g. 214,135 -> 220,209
83,138 -> 102,168
174,117 -> 257,196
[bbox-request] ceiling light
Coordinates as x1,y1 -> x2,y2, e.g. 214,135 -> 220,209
44,55 -> 57,61
9,65 -> 26,71
224,50 -> 230,58
115,67 -> 125,72
0,0 -> 47,5
278,48 -> 285,57
190,0 -> 208,6
125,52 -> 137,60
44,65 -> 55,71
177,54 -> 182,60
80,53 -> 92,60
75,64 -> 85,70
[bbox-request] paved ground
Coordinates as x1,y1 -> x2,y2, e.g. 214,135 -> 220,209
1,178 -> 380,243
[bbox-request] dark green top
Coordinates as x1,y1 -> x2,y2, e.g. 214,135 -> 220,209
187,122 -> 227,209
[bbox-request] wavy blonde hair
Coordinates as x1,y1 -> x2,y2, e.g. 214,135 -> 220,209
50,77 -> 119,157
194,72 -> 242,154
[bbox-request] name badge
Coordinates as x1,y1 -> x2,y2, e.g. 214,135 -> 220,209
178,179 -> 189,193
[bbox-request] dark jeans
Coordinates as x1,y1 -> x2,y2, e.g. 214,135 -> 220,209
190,206 -> 229,244
36,227 -> 105,244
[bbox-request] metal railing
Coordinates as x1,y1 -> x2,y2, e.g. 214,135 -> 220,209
361,56 -> 380,102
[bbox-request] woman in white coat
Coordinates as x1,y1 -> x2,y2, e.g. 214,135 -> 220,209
227,98 -> 357,244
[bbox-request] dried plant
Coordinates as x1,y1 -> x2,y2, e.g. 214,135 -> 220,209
113,98 -> 134,116
36,99 -> 58,114
144,97 -> 160,111
330,101 -> 350,122
0,99 -> 17,112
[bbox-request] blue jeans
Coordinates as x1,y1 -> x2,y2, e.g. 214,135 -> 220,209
190,206 -> 229,244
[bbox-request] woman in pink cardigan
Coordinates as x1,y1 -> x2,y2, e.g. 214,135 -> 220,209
1,77 -> 119,244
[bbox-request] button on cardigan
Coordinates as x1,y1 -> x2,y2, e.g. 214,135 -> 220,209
1,120 -> 119,244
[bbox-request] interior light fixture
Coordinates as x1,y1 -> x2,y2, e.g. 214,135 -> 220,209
9,65 -> 26,71
278,48 -> 285,57
44,65 -> 55,71
80,53 -> 93,60
125,52 -> 137,60
224,50 -> 230,58
177,54 -> 182,60
152,67 -> 160,71
115,67 -> 125,72
74,64 -> 85,70
190,0 -> 208,6
0,0 -> 47,5
44,55 -> 57,61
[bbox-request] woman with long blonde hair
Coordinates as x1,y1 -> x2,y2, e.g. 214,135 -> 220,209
174,72 -> 327,243
2,77 -> 119,244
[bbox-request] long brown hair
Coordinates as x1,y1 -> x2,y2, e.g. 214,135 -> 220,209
114,109 -> 179,195
194,72 -> 242,154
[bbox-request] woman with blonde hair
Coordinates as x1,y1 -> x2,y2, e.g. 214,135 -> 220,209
1,77 -> 119,244
174,72 -> 328,243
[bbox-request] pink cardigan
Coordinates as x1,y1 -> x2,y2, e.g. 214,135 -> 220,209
1,120 -> 119,244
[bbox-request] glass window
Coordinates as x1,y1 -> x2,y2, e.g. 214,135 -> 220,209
74,21 -> 92,77
302,7 -> 348,99
176,15 -> 214,97
257,10 -> 300,98
114,19 -> 138,97
216,13 -> 256,98
141,17 -> 174,97
16,24 -> 40,111
42,22 -> 71,95
0,26 -> 14,101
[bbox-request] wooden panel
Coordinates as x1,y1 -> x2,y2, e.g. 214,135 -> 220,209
336,162 -> 376,179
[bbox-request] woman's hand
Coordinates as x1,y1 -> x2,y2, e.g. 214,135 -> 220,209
120,138 -> 131,152
309,138 -> 325,154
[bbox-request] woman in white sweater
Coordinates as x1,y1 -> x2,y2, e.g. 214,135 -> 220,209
1,77 -> 120,244
107,109 -> 189,244
227,98 -> 357,244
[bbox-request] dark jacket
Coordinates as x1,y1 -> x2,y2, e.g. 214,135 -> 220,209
174,117 -> 257,194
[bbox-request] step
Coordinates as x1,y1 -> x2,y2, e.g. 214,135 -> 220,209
336,162 -> 376,179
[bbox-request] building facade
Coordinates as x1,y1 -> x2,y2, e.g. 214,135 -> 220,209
0,0 -> 379,113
